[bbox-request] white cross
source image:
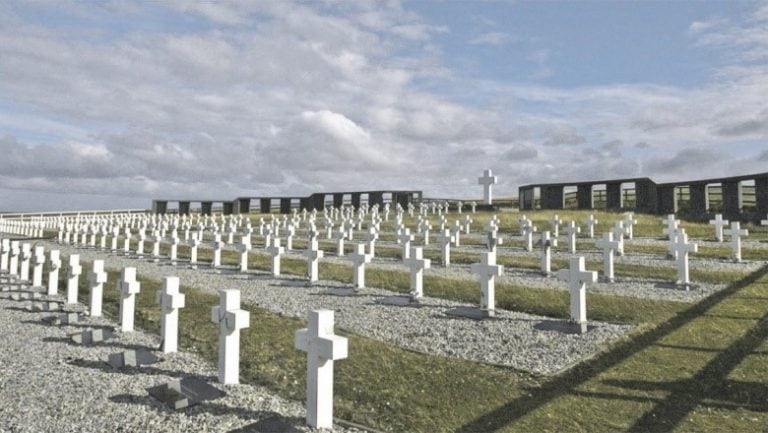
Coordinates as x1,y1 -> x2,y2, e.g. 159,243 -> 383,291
437,229 -> 455,267
623,213 -> 638,240
611,222 -> 626,256
404,246 -> 431,301
550,214 -> 563,238
584,214 -> 599,239
347,243 -> 372,289
556,256 -> 597,333
486,229 -> 503,254
155,276 -> 185,353
47,250 -> 61,296
671,230 -> 698,287
32,246 -> 45,288
19,243 -> 30,282
285,224 -> 296,250
212,234 -> 224,268
463,215 -> 473,234
364,227 -> 379,256
521,220 -> 537,252
662,214 -> 679,240
238,235 -> 252,272
723,221 -> 748,262
211,289 -> 250,384
478,169 -> 498,205
564,221 -> 581,254
471,251 -> 503,317
540,231 -> 557,275
333,227 -> 346,257
87,259 -> 108,317
397,228 -> 414,261
595,232 -> 620,282
419,219 -> 432,245
305,240 -> 324,283
266,238 -> 285,276
118,267 -> 140,332
709,214 -> 729,242
450,220 -> 462,247
295,310 -> 348,430
66,254 -> 81,304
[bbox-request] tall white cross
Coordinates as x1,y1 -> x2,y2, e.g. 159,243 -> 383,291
405,246 -> 431,301
397,229 -> 414,261
87,260 -> 107,317
333,227 -> 346,257
66,254 -> 81,304
451,220 -> 462,247
295,310 -> 348,430
212,234 -> 224,268
156,276 -> 185,353
266,238 -> 285,276
662,214 -> 679,240
595,232 -> 620,282
211,289 -> 250,384
463,215 -> 473,234
32,246 -> 45,288
19,243 -> 31,282
556,256 -> 597,334
238,235 -> 252,272
564,221 -> 581,254
550,215 -> 563,238
118,267 -> 141,332
348,243 -> 372,289
47,250 -> 61,296
305,241 -> 324,284
364,227 -> 379,257
583,214 -> 599,239
671,230 -> 698,287
471,251 -> 504,317
723,221 -> 748,262
611,222 -> 626,256
478,169 -> 498,205
709,214 -> 729,243
0,239 -> 9,273
437,229 -> 455,267
540,231 -> 557,275
622,213 -> 638,240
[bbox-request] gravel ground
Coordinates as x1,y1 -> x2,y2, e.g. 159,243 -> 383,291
37,240 -> 633,377
0,274 -> 361,433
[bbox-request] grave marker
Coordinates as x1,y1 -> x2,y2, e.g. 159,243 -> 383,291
87,260 -> 107,317
347,243 -> 372,289
66,254 -> 81,304
211,289 -> 250,384
556,256 -> 597,334
723,221 -> 748,262
119,267 -> 141,332
404,246 -> 430,301
709,214 -> 728,242
471,251 -> 503,318
156,276 -> 185,353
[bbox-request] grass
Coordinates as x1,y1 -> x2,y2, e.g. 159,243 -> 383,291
44,208 -> 768,432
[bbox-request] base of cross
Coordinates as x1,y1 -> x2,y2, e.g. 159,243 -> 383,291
534,319 -> 588,335
146,377 -> 225,410
675,281 -> 699,291
377,295 -> 424,307
445,306 -> 495,320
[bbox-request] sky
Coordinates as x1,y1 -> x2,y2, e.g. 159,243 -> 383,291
1,0 -> 767,212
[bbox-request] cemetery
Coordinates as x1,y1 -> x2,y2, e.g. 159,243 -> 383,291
1,171 -> 768,432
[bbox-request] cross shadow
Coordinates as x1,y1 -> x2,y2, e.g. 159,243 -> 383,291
67,357 -> 213,381
456,264 -> 768,433
42,336 -> 149,351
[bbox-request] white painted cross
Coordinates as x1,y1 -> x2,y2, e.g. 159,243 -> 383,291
266,238 -> 285,276
564,221 -> 581,254
238,235 -> 252,272
405,246 -> 431,301
463,215 -> 473,234
156,276 -> 185,353
47,250 -> 61,296
486,228 -> 503,254
285,224 -> 296,250
123,227 -> 132,255
32,246 -> 45,288
723,221 -> 748,262
295,310 -> 348,430
451,220 -> 462,247
478,169 -> 498,205
348,243 -> 372,289
437,229 -> 455,267
671,230 -> 698,287
556,256 -> 597,334
211,289 -> 250,385
212,234 -> 224,268
622,213 -> 638,240
305,239 -> 324,283
583,214 -> 599,239
521,220 -> 537,252
662,214 -> 679,240
397,228 -> 414,261
709,214 -> 728,242
550,214 -> 563,238
364,227 -> 379,257
190,235 -> 201,267
471,251 -> 503,317
66,254 -> 81,304
19,243 -> 31,282
118,267 -> 141,332
0,239 -> 9,273
595,232 -> 620,282
611,222 -> 626,256
333,227 -> 346,257
87,259 -> 107,317
540,231 -> 557,275
169,232 -> 179,262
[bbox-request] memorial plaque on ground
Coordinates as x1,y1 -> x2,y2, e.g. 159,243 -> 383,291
106,349 -> 161,368
70,328 -> 114,345
146,377 -> 225,410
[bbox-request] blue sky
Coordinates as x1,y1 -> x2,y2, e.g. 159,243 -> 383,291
1,0 -> 767,211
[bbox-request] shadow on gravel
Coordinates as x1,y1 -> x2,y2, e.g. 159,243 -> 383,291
23,320 -> 114,331
110,391 -> 304,428
42,336 -> 148,351
68,357 -> 214,381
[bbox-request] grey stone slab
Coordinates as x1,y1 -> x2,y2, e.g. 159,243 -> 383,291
376,295 -> 424,308
71,328 -> 114,345
445,306 -> 494,320
26,302 -> 60,312
106,349 -> 161,368
534,320 -> 589,335
146,378 -> 224,410
43,312 -> 79,325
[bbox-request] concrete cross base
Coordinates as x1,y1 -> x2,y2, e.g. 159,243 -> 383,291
26,301 -> 59,312
107,349 -> 161,368
70,328 -> 114,345
43,312 -> 79,325
445,306 -> 495,320
146,377 -> 225,410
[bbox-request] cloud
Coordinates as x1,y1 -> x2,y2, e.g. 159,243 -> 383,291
469,31 -> 515,46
